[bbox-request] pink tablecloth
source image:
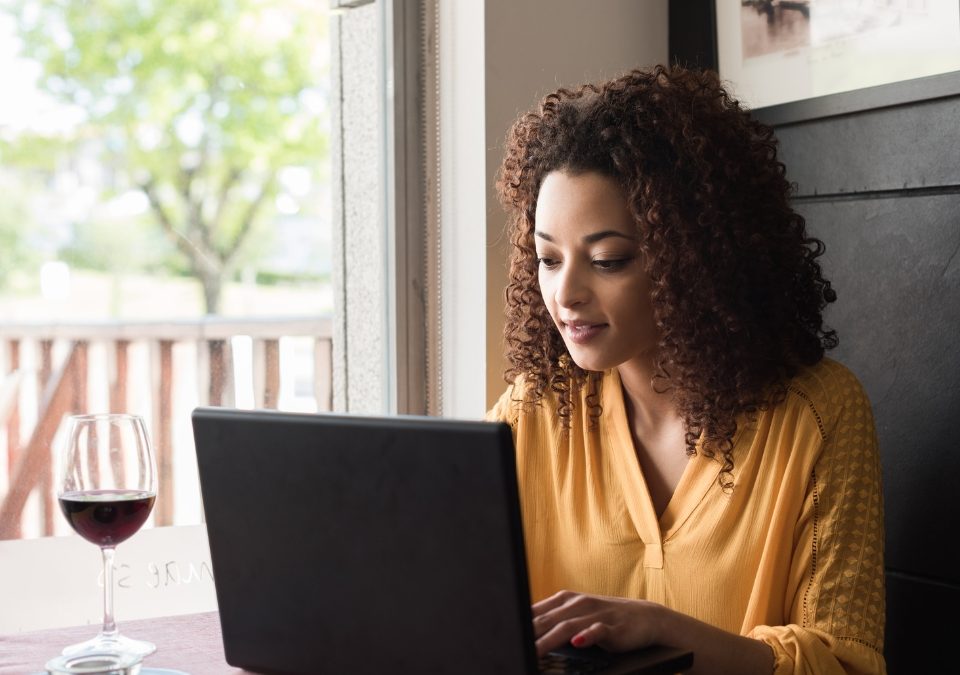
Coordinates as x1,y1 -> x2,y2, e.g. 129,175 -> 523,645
0,612 -> 243,675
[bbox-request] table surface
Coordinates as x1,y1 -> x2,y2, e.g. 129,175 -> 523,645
0,612 -> 242,675
2,613 -> 693,675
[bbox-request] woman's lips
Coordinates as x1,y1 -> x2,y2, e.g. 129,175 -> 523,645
563,321 -> 607,344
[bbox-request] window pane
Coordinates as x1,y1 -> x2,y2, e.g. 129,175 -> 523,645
0,0 -> 332,540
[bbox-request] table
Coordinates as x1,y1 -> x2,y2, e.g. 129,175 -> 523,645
0,612 -> 241,675
2,613 -> 693,675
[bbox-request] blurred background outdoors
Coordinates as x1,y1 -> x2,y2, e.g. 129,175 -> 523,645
0,0 -> 333,539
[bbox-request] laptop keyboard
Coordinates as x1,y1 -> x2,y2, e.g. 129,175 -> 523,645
538,648 -> 612,674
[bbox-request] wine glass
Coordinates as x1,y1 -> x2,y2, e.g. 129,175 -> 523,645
56,413 -> 158,658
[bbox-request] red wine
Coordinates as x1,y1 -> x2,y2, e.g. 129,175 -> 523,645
59,490 -> 156,547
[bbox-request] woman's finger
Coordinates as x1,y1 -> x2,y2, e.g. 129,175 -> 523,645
570,621 -> 608,648
530,591 -> 662,654
531,589 -> 580,616
535,616 -> 601,657
532,593 -> 603,638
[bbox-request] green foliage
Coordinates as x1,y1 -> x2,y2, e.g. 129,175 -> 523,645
0,171 -> 48,289
58,213 -> 175,274
254,269 -> 329,286
3,0 -> 330,312
0,206 -> 36,290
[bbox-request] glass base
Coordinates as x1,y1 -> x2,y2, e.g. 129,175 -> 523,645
62,633 -> 157,659
46,650 -> 142,675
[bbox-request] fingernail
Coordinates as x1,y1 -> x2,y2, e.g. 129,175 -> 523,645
571,634 -> 586,647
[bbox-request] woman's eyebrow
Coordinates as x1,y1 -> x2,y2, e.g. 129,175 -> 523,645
533,230 -> 636,243
582,230 -> 637,244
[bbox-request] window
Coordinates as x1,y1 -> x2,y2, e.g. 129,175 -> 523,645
0,0 -> 334,543
0,0 -> 407,632
0,0 -> 455,633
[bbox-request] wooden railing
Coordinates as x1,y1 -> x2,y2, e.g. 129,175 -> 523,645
0,317 -> 333,540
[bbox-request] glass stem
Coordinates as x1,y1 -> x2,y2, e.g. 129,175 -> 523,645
100,546 -> 118,641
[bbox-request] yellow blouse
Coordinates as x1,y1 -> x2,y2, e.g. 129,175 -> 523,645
487,358 -> 885,675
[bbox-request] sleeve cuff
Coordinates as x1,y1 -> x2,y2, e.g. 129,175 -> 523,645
746,624 -> 885,675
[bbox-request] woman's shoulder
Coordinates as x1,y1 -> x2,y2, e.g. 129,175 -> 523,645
487,379 -> 519,425
485,370 -> 602,426
782,357 -> 873,438
485,374 -> 541,426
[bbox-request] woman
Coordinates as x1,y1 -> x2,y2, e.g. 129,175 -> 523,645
488,66 -> 885,674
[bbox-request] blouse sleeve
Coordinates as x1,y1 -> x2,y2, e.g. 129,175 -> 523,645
485,383 -> 520,426
748,375 -> 886,675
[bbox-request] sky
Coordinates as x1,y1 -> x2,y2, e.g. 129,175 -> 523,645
0,12 -> 85,135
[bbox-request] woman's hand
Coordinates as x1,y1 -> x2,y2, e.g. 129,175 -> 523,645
532,590 -> 775,675
532,590 -> 665,657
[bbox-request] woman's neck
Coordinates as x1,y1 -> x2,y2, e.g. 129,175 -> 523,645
617,358 -> 689,518
616,359 -> 681,436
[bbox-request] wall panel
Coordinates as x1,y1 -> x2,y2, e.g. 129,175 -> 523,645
777,97 -> 960,195
778,96 -> 960,669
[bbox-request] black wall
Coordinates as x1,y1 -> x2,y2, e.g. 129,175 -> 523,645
771,96 -> 960,673
670,3 -> 960,670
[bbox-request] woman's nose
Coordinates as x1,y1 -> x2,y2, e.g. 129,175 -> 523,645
555,263 -> 590,308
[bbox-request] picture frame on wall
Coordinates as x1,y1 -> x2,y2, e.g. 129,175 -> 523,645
715,0 -> 960,125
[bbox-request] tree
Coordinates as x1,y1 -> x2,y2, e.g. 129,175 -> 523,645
4,0 -> 329,313
0,195 -> 37,291
0,163 -> 65,292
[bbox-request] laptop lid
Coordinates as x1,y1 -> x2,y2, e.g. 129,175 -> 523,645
192,407 -> 537,674
192,407 -> 694,675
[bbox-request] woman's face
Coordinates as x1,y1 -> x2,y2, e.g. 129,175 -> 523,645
534,170 -> 658,373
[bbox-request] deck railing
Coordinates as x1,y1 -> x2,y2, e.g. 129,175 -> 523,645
0,316 -> 333,540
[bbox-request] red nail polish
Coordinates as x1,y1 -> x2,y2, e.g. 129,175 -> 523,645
571,635 -> 586,647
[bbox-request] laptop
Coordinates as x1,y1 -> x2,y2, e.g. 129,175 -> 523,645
191,407 -> 693,675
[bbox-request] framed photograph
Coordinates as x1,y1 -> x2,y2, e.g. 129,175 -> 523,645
715,1 -> 960,124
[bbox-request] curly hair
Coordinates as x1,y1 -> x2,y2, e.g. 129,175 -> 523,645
495,65 -> 837,485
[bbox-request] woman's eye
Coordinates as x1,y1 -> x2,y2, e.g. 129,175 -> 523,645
537,257 -> 559,269
593,258 -> 630,271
